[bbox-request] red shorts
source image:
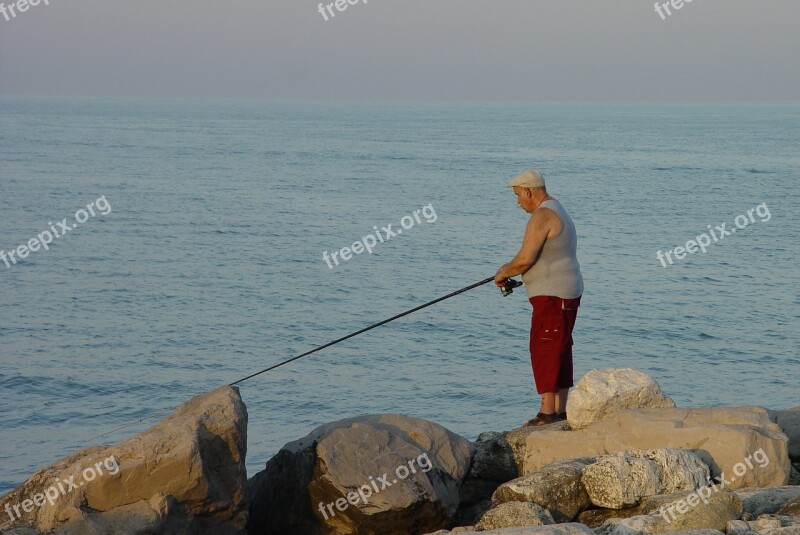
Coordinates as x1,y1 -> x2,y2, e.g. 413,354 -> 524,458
529,295 -> 581,394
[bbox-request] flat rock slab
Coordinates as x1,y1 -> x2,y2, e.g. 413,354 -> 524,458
524,407 -> 790,489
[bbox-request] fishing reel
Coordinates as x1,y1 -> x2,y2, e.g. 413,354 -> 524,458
500,278 -> 523,297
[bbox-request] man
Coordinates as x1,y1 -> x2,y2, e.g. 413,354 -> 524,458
494,170 -> 584,427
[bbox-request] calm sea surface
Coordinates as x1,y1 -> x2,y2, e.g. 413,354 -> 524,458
1,98 -> 798,492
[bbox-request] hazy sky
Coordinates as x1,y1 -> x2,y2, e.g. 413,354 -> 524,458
1,0 -> 798,101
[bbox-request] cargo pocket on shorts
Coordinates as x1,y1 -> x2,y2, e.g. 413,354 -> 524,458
533,299 -> 564,348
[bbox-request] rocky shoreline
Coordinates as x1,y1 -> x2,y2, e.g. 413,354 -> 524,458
1,368 -> 798,534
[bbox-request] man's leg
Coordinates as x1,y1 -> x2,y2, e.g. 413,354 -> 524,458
541,392 -> 556,414
526,296 -> 564,426
555,296 -> 580,417
554,388 -> 569,414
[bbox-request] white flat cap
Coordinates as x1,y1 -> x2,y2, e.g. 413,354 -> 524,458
506,169 -> 545,189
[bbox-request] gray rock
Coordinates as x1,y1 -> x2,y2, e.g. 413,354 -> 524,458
581,449 -> 709,509
726,519 -> 756,535
469,432 -> 518,482
735,486 -> 800,517
579,488 -> 747,529
474,523 -> 594,534
777,495 -> 800,515
788,464 -> 800,486
461,479 -> 503,507
578,507 -> 640,529
247,413 -> 474,535
598,488 -> 741,534
492,457 -> 594,522
455,498 -> 492,527
773,408 -> 800,462
565,369 -> 675,430
475,502 -> 553,531
728,514 -> 800,535
0,387 -> 248,535
654,531 -> 725,535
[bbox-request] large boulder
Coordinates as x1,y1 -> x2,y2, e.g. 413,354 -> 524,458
523,407 -> 791,489
566,369 -> 675,430
0,387 -> 248,535
247,414 -> 474,535
581,449 -> 709,509
492,458 -> 594,522
475,501 -> 553,530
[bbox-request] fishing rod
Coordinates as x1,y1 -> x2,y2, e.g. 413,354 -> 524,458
85,276 -> 523,442
229,276 -> 522,386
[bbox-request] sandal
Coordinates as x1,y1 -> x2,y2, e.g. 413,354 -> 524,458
523,412 -> 560,427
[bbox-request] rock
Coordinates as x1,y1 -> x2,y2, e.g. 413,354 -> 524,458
0,387 -> 248,535
523,407 -> 791,489
773,407 -> 800,462
247,413 -> 474,535
578,507 -> 639,529
565,369 -> 675,430
664,531 -> 725,535
580,488 -> 744,529
789,464 -> 800,486
469,432 -> 518,482
492,457 -> 594,522
599,487 -> 741,533
504,424 -> 569,476
455,499 -> 492,527
644,531 -> 724,535
461,479 -> 503,507
475,501 -> 553,530
777,495 -> 800,515
734,486 -> 800,517
471,523 -> 594,534
725,519 -> 753,535
728,514 -> 800,534
581,449 -> 709,509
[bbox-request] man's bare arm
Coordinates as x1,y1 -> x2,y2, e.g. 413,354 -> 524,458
494,210 -> 556,285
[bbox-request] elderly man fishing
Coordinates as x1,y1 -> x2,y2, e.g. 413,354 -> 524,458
494,170 -> 584,427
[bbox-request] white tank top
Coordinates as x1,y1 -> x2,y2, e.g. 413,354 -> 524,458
521,199 -> 584,299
